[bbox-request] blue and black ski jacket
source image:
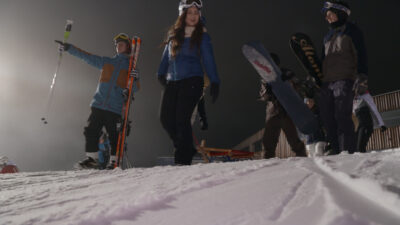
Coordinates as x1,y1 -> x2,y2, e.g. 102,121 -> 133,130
67,45 -> 138,115
157,32 -> 220,84
322,22 -> 368,82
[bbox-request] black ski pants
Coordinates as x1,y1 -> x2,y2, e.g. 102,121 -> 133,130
160,77 -> 203,165
318,79 -> 356,154
355,106 -> 373,153
84,107 -> 121,156
262,112 -> 306,159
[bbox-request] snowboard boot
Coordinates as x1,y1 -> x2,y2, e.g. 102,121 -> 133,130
306,143 -> 316,158
315,142 -> 327,157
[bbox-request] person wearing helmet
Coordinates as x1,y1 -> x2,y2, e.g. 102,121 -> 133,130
319,1 -> 367,155
157,0 -> 220,165
55,33 -> 138,169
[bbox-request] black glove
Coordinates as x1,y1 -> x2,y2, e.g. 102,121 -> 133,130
54,40 -> 70,52
210,83 -> 219,103
353,73 -> 368,95
158,75 -> 167,87
199,117 -> 208,130
122,88 -> 130,102
381,126 -> 387,133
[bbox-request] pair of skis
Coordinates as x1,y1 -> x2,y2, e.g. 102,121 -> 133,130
114,36 -> 142,169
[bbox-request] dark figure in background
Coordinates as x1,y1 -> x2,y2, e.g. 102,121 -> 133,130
157,0 -> 220,165
353,75 -> 387,153
259,53 -> 306,159
319,1 -> 367,154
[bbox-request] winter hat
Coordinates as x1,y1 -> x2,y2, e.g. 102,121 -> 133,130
179,0 -> 203,16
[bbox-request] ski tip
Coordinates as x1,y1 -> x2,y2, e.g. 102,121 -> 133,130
133,36 -> 141,44
66,19 -> 74,25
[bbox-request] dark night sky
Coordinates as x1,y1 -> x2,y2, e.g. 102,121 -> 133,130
0,0 -> 399,171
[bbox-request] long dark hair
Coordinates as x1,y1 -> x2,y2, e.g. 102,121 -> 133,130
164,9 -> 204,57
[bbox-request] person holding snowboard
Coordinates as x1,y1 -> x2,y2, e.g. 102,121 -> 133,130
353,75 -> 386,153
55,33 -> 139,169
158,0 -> 220,165
319,0 -> 367,154
259,53 -> 307,159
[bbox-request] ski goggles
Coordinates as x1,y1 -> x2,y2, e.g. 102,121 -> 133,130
321,1 -> 351,16
113,33 -> 130,44
179,0 -> 203,13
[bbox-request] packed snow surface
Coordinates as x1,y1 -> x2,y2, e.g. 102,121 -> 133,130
1,149 -> 400,225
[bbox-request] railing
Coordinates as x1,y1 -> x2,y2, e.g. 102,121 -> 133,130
235,90 -> 400,157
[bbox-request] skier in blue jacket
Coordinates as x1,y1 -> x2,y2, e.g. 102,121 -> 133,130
56,33 -> 138,169
158,0 -> 220,165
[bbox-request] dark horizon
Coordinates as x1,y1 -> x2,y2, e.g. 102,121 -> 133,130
0,0 -> 399,171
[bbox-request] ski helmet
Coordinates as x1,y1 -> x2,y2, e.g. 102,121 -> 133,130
113,33 -> 131,54
179,0 -> 203,16
113,33 -> 131,45
321,1 -> 351,17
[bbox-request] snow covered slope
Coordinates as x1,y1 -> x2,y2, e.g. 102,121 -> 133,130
1,149 -> 400,225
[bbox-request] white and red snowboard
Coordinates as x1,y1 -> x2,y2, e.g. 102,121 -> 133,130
242,41 -> 318,134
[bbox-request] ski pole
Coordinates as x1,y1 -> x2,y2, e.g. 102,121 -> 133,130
42,19 -> 73,124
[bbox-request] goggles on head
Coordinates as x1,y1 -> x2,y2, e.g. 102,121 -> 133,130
179,0 -> 203,15
321,1 -> 351,16
113,33 -> 130,44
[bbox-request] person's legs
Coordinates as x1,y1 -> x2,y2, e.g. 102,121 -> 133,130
80,107 -> 105,168
174,77 -> 203,165
104,111 -> 122,165
160,82 -> 179,149
84,108 -> 104,157
281,114 -> 306,157
262,116 -> 282,159
318,82 -> 339,154
332,80 -> 356,153
355,107 -> 374,153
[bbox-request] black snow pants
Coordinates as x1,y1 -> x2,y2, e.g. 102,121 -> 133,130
84,107 -> 121,156
318,79 -> 356,154
262,112 -> 307,159
355,106 -> 373,153
160,76 -> 204,165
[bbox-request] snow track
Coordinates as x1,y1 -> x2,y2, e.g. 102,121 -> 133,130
1,150 -> 400,225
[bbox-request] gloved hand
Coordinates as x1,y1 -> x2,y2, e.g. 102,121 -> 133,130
158,75 -> 167,87
199,117 -> 208,130
381,126 -> 387,132
210,83 -> 219,103
54,40 -> 70,52
122,88 -> 130,102
353,73 -> 368,95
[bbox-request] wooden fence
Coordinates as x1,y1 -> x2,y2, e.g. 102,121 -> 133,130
235,90 -> 400,158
